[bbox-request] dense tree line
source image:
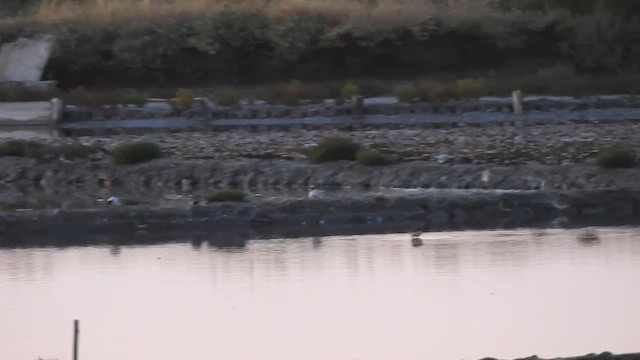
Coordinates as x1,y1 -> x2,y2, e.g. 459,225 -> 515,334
494,0 -> 640,16
1,0 -> 639,86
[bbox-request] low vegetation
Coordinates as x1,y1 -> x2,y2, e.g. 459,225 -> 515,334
175,88 -> 195,109
109,142 -> 162,165
0,140 -> 99,161
0,140 -> 37,157
211,87 -> 244,106
394,83 -> 419,103
306,138 -> 361,163
356,148 -> 393,166
340,81 -> 361,101
205,190 -> 247,203
120,88 -> 148,106
305,139 -> 394,166
596,144 -> 636,169
0,202 -> 16,211
455,79 -> 488,99
283,80 -> 305,106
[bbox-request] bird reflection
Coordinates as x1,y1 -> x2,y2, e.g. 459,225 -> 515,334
411,235 -> 424,247
411,224 -> 429,247
577,229 -> 600,245
312,236 -> 323,249
531,229 -> 547,238
190,235 -> 206,250
110,245 -> 121,256
411,232 -> 424,247
207,233 -> 249,250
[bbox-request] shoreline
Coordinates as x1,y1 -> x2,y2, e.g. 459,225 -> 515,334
3,113 -> 640,248
2,188 -> 640,248
484,353 -> 640,360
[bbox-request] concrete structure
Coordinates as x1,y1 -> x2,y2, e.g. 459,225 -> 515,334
0,98 -> 63,125
0,34 -> 54,82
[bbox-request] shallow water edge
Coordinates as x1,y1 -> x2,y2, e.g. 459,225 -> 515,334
2,189 -> 640,248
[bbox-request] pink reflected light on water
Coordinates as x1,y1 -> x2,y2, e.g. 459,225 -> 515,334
1,227 -> 640,360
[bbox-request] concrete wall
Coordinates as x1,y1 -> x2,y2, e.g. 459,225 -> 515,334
0,99 -> 60,125
0,34 -> 54,82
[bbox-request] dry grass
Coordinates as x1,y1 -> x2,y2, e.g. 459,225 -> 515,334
13,0 -> 495,25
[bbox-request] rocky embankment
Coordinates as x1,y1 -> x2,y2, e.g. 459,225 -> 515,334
3,121 -> 640,206
2,158 -> 640,206
503,353 -> 640,360
2,120 -> 640,242
24,121 -> 640,164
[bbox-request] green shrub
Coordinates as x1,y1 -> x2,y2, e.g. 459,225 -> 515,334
205,190 -> 247,203
0,140 -> 44,158
354,78 -> 388,98
340,81 -> 360,100
0,202 -> 16,211
61,87 -> 121,107
212,87 -> 244,106
596,144 -> 635,168
306,138 -> 361,163
356,148 -> 392,166
394,82 -> 419,103
0,141 -> 100,161
120,88 -> 148,106
175,88 -> 195,109
110,142 -> 162,165
284,79 -> 304,105
418,80 -> 450,101
0,140 -> 29,157
455,78 -> 487,98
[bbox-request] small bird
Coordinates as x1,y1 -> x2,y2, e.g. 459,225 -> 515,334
481,169 -> 492,189
188,194 -> 200,206
107,196 -> 122,206
308,186 -> 327,199
577,229 -> 600,244
411,232 -> 424,247
434,154 -> 455,165
550,199 -> 570,211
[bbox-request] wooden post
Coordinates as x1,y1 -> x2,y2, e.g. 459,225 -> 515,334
512,90 -> 525,142
512,90 -> 523,115
351,95 -> 364,126
50,97 -> 64,124
73,319 -> 79,360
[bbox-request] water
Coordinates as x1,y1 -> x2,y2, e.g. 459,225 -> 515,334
57,108 -> 640,131
2,227 -> 640,360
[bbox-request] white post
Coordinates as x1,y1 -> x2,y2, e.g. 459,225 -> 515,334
512,90 -> 525,142
50,97 -> 63,124
512,90 -> 523,115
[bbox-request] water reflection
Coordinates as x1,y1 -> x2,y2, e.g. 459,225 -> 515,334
312,236 -> 323,249
205,234 -> 249,250
109,244 -> 121,256
577,229 -> 601,246
1,227 -> 640,360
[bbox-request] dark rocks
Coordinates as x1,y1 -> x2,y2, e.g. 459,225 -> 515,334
478,353 -> 640,360
6,156 -> 640,210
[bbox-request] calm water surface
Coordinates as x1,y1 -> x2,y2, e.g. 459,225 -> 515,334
2,228 -> 640,360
